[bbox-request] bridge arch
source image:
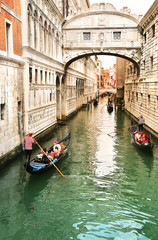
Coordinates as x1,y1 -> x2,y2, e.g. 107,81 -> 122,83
63,3 -> 141,76
64,52 -> 140,76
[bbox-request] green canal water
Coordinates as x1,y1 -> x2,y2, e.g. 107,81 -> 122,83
0,98 -> 158,240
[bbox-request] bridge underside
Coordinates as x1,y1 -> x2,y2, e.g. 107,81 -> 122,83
63,49 -> 141,76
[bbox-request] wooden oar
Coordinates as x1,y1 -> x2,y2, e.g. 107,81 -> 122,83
107,124 -> 138,137
33,138 -> 70,180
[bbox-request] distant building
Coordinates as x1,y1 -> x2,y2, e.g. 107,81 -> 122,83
102,69 -> 110,89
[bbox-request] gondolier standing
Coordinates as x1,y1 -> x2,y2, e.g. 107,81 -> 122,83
24,132 -> 36,163
138,115 -> 145,132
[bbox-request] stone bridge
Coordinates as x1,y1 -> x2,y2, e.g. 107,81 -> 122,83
63,3 -> 142,75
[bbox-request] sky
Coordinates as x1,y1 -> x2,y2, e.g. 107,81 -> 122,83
89,0 -> 155,68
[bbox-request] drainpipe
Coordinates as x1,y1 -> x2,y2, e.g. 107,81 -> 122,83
18,111 -> 24,151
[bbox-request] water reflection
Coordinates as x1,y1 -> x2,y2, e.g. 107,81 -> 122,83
0,97 -> 158,240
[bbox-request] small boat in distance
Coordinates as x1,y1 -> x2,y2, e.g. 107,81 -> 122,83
132,131 -> 154,151
107,104 -> 113,112
93,98 -> 98,106
25,133 -> 71,174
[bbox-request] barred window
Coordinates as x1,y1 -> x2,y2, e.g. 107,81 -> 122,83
83,32 -> 91,40
113,32 -> 121,40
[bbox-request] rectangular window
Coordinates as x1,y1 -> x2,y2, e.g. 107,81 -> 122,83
128,90 -> 130,102
45,71 -> 47,84
148,95 -> 150,107
35,69 -> 38,84
1,104 -> 5,120
83,32 -> 91,40
151,56 -> 153,69
40,70 -> 43,83
141,93 -> 143,106
143,60 -> 145,70
29,67 -> 32,84
143,33 -> 146,43
50,92 -> 52,102
18,101 -> 21,112
136,92 -> 138,102
6,22 -> 11,56
113,32 -> 121,40
152,24 -> 155,37
49,72 -> 51,84
132,92 -> 134,101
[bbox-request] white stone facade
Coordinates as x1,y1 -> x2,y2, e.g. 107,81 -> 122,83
124,1 -> 158,134
21,0 -> 96,136
0,57 -> 23,156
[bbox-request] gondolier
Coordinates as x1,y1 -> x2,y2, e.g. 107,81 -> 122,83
138,115 -> 145,132
24,132 -> 36,163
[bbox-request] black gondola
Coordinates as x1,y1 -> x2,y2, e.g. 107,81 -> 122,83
107,104 -> 113,112
132,131 -> 154,151
93,99 -> 98,106
25,133 -> 71,174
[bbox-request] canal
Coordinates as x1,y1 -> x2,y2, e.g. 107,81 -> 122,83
0,97 -> 158,240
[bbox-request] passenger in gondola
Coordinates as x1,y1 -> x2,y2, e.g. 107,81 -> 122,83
38,147 -> 48,155
140,132 -> 147,142
134,132 -> 141,141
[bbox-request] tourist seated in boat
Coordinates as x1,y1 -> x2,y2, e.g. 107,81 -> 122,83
36,147 -> 53,163
38,147 -> 48,155
139,132 -> 150,143
134,132 -> 141,141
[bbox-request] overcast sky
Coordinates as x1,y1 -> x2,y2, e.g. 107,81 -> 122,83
89,0 -> 155,68
89,0 -> 155,15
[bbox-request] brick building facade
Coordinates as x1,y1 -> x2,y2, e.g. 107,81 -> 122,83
0,0 -> 23,158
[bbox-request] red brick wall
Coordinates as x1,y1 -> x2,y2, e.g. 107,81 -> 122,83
0,0 -> 22,56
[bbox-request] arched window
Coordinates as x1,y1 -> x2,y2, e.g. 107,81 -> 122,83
27,4 -> 32,46
34,10 -> 38,49
44,21 -> 47,53
39,16 -> 43,52
52,28 -> 54,56
48,25 -> 51,56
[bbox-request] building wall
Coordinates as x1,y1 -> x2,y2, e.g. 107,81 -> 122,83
0,0 -> 23,157
21,0 -> 64,134
124,1 -> 158,134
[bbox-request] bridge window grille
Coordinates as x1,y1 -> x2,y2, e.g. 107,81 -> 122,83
83,32 -> 91,40
113,32 -> 121,40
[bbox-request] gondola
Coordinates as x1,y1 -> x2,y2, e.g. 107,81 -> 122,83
25,133 -> 71,174
132,131 -> 154,151
93,99 -> 98,106
107,104 -> 113,112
